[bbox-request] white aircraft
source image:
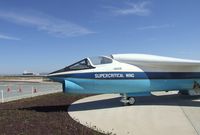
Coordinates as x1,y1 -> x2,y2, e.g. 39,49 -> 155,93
49,54 -> 200,105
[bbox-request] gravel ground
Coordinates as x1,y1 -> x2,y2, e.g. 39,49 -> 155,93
0,93 -> 104,135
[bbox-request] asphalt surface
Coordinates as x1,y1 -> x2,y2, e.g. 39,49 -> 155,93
0,82 -> 62,102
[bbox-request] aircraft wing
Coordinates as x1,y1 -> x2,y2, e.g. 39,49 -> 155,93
111,54 -> 200,67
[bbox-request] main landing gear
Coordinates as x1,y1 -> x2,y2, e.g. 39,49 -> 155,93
120,93 -> 136,105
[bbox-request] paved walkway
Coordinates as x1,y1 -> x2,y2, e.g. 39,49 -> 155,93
0,82 -> 62,103
68,92 -> 200,135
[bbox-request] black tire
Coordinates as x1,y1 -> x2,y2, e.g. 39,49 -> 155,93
128,97 -> 136,105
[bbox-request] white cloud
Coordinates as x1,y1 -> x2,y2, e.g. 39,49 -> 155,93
0,34 -> 20,40
137,24 -> 174,30
0,11 -> 94,37
108,1 -> 151,16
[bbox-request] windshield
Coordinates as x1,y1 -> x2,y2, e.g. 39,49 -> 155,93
89,56 -> 113,65
68,59 -> 92,70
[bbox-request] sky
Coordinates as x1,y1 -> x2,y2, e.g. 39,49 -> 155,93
0,0 -> 200,74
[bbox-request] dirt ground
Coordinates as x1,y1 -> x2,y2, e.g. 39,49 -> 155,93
0,93 -> 104,135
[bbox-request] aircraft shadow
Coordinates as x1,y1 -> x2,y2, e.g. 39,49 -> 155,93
68,94 -> 200,112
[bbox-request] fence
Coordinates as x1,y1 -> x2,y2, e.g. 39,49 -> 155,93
0,82 -> 62,103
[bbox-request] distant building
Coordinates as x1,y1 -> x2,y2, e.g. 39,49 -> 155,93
23,71 -> 36,76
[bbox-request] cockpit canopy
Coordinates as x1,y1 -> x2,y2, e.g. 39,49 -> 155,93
89,56 -> 113,65
50,56 -> 113,74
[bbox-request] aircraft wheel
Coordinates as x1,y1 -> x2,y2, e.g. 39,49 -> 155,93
128,97 -> 135,105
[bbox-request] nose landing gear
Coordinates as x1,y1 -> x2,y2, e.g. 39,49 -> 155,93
120,93 -> 136,105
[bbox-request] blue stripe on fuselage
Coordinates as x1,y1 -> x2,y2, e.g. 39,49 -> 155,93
52,72 -> 147,79
51,72 -> 200,80
146,72 -> 200,79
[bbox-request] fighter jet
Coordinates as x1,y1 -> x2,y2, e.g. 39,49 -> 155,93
49,54 -> 200,105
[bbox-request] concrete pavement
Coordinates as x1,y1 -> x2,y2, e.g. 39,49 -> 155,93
68,92 -> 200,135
